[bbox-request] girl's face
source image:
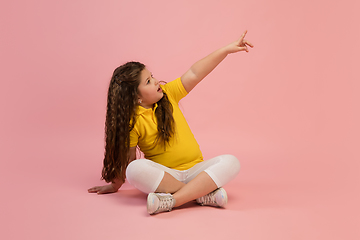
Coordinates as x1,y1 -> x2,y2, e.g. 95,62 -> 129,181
137,68 -> 163,109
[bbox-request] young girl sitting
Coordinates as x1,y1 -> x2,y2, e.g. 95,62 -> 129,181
88,31 -> 253,215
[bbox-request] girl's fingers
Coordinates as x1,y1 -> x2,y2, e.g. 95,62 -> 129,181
88,186 -> 100,192
237,31 -> 253,49
238,46 -> 248,52
239,30 -> 248,42
244,40 -> 254,48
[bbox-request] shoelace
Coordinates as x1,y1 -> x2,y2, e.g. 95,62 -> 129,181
199,192 -> 216,205
158,195 -> 174,211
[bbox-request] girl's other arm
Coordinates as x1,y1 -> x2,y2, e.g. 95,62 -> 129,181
181,30 -> 253,93
88,147 -> 137,194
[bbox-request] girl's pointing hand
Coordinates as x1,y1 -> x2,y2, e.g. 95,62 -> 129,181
226,30 -> 254,53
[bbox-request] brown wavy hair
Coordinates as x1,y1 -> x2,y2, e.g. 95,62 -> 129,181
101,61 -> 175,183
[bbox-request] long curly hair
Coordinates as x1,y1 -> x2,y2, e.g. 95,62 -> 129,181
101,62 -> 175,183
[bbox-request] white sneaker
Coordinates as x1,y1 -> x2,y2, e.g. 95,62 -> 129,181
147,193 -> 176,215
196,188 -> 228,207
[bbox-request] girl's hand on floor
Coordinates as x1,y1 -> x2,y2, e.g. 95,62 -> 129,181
225,30 -> 254,54
88,184 -> 118,194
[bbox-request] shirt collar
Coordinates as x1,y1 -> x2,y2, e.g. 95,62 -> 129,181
137,103 -> 158,116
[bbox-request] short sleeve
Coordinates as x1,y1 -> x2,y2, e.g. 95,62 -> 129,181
162,77 -> 188,103
129,127 -> 139,147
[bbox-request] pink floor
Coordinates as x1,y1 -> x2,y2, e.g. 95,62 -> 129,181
1,132 -> 359,240
1,1 -> 359,239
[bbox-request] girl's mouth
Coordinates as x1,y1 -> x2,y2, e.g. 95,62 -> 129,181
157,87 -> 162,92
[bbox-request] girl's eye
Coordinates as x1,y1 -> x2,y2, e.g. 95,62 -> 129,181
146,79 -> 150,84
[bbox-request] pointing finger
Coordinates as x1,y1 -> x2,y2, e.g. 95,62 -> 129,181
239,30 -> 248,42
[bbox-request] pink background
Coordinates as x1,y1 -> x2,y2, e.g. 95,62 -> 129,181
1,0 -> 359,239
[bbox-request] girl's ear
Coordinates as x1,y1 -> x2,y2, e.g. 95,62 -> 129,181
137,92 -> 141,104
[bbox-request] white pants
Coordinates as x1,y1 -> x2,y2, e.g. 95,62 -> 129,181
126,154 -> 240,193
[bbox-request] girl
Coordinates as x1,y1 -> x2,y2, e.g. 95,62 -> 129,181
88,31 -> 253,215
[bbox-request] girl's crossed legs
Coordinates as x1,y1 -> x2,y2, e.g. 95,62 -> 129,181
126,154 -> 240,207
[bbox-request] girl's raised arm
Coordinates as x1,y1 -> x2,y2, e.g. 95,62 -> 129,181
181,30 -> 253,93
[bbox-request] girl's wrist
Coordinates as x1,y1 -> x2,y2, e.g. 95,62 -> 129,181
219,45 -> 230,55
111,179 -> 123,190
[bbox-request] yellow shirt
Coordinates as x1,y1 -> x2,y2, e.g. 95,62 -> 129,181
130,77 -> 203,170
